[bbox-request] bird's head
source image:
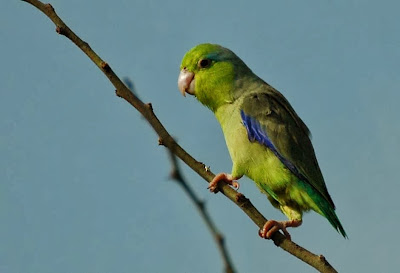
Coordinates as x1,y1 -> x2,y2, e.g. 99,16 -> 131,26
178,43 -> 252,112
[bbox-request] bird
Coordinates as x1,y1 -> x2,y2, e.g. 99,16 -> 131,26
177,43 -> 347,240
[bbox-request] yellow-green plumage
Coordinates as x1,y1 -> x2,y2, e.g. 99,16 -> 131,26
179,43 -> 346,237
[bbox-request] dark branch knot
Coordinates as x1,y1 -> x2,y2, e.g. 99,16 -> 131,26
115,89 -> 122,98
319,255 -> 327,263
44,3 -> 55,12
235,192 -> 248,204
216,233 -> 224,244
55,26 -> 66,35
101,62 -> 111,72
169,169 -> 179,181
146,103 -> 153,111
198,200 -> 205,210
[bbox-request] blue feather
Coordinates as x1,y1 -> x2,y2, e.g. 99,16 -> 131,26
240,110 -> 307,182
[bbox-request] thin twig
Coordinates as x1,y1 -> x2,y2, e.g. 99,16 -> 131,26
21,1 -> 338,272
167,149 -> 236,273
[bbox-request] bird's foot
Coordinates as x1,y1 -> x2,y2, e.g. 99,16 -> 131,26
208,173 -> 240,193
258,219 -> 302,240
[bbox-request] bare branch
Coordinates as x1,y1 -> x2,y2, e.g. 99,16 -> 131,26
167,149 -> 236,273
21,1 -> 338,272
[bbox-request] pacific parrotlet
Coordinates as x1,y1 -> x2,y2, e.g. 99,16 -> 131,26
177,43 -> 346,239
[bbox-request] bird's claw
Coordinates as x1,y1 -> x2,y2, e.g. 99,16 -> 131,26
207,183 -> 219,193
259,220 -> 291,240
208,173 -> 240,193
231,181 -> 240,190
258,219 -> 302,240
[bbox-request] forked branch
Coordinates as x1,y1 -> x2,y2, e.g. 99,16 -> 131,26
21,1 -> 338,272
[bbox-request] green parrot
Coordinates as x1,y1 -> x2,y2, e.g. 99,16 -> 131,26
178,43 -> 347,239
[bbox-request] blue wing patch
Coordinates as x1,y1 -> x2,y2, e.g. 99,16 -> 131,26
240,110 -> 307,182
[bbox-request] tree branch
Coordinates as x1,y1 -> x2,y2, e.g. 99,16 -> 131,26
21,1 -> 338,272
167,149 -> 236,273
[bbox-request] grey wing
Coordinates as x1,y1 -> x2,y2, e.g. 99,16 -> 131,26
240,88 -> 335,208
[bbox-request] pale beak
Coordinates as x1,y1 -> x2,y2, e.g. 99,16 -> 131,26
178,68 -> 195,97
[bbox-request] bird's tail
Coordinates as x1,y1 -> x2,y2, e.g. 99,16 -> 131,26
317,197 -> 347,238
300,180 -> 347,238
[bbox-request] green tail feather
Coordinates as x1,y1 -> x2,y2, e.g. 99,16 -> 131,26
321,201 -> 347,238
313,193 -> 347,238
300,181 -> 347,238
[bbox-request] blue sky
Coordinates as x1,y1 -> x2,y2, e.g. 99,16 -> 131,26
2,0 -> 400,272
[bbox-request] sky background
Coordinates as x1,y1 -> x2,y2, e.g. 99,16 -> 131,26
1,0 -> 400,272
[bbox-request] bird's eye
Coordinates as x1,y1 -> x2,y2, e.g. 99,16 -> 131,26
198,58 -> 212,69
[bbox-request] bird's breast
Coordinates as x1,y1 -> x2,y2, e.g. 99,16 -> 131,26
215,102 -> 293,190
